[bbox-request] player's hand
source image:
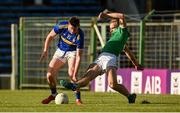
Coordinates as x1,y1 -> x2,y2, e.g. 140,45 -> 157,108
39,51 -> 48,62
70,76 -> 78,83
98,12 -> 106,20
135,64 -> 144,71
72,77 -> 77,83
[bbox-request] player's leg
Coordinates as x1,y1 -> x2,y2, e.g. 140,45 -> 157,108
60,64 -> 101,90
67,54 -> 76,82
106,66 -> 136,103
42,53 -> 66,104
76,64 -> 101,87
107,66 -> 130,97
67,56 -> 82,105
60,52 -> 103,90
47,58 -> 65,93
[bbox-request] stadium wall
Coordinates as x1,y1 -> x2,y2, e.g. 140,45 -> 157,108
91,68 -> 180,95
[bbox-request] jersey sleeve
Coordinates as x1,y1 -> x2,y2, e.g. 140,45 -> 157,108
77,29 -> 84,49
53,25 -> 60,34
53,21 -> 68,34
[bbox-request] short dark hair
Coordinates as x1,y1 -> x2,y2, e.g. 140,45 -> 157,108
69,16 -> 80,28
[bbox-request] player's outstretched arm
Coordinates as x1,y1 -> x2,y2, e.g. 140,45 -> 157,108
98,12 -> 126,28
40,29 -> 57,62
98,12 -> 124,20
71,49 -> 83,82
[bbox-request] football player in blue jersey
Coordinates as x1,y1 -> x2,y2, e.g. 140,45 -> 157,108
40,16 -> 84,105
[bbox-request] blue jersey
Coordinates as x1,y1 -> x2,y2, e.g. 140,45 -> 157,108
53,21 -> 84,51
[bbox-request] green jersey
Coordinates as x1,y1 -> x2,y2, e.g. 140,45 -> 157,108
101,27 -> 130,56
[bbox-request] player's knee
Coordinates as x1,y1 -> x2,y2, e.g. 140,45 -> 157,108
47,68 -> 55,80
47,72 -> 53,80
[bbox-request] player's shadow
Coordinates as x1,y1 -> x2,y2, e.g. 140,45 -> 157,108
140,100 -> 179,105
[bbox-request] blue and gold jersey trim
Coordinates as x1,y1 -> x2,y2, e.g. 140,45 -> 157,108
60,36 -> 76,45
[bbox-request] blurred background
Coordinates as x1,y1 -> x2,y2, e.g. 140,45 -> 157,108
0,0 -> 180,89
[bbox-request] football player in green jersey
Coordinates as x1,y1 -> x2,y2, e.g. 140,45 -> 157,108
60,11 -> 142,103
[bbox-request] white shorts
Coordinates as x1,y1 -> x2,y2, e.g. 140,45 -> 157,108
94,52 -> 117,71
52,48 -> 76,63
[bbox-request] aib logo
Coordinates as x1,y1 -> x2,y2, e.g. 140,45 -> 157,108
144,76 -> 161,94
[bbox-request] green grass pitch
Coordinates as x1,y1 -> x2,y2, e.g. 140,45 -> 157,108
0,89 -> 180,112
